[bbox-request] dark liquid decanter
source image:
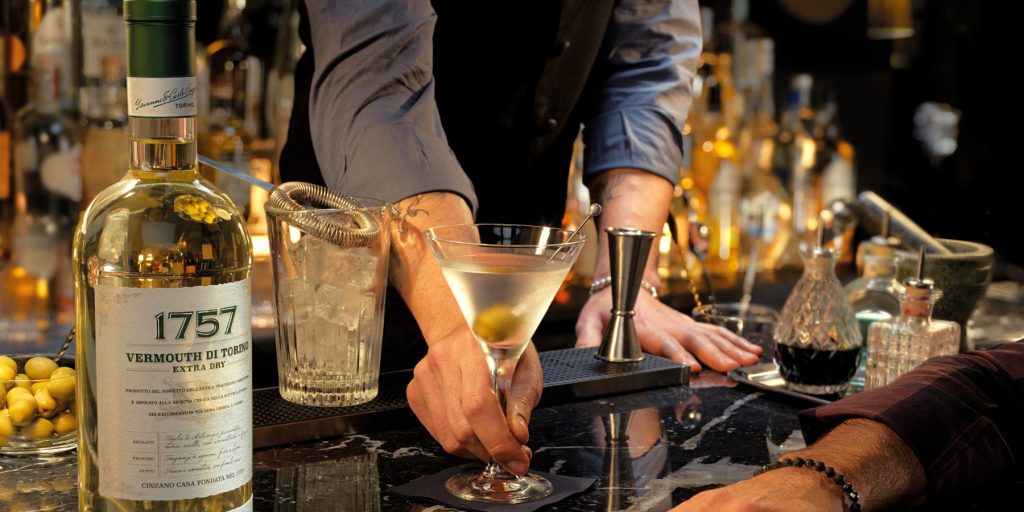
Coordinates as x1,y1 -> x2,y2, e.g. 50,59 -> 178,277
773,226 -> 861,394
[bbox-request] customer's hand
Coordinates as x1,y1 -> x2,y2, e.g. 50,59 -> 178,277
672,468 -> 845,512
406,328 -> 541,476
575,288 -> 761,372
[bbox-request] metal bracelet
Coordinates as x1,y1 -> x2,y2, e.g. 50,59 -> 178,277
589,276 -> 658,299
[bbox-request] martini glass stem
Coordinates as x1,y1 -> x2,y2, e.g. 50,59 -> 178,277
483,355 -> 518,478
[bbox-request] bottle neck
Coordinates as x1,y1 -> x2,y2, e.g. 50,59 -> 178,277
31,68 -> 61,114
861,257 -> 895,280
899,294 -> 935,324
130,116 -> 196,173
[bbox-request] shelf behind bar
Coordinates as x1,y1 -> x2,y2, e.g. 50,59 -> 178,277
253,347 -> 689,448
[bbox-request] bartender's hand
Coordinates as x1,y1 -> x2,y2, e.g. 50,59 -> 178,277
671,469 -> 844,512
407,331 -> 540,475
572,168 -> 760,373
575,289 -> 761,372
390,191 -> 538,475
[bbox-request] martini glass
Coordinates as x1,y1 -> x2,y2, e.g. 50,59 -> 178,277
424,224 -> 586,503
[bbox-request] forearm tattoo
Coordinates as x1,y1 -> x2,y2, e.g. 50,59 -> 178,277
592,173 -> 627,205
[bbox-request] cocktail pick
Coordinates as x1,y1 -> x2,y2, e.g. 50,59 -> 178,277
548,203 -> 601,263
198,155 -> 275,191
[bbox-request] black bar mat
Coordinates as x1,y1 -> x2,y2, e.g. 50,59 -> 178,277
254,347 -> 688,448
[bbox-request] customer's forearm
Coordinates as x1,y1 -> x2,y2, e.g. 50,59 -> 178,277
587,168 -> 673,284
388,191 -> 475,343
784,418 -> 927,512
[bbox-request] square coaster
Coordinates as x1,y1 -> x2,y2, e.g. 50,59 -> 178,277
391,464 -> 595,512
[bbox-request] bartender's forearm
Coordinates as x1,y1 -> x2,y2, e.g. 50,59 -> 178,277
587,168 -> 673,285
388,191 -> 474,343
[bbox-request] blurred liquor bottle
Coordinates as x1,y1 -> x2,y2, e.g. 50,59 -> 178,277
737,38 -> 789,272
814,90 -> 857,263
199,0 -> 262,217
696,52 -> 741,279
265,0 -> 303,185
715,0 -> 762,137
79,0 -> 128,204
2,39 -> 12,261
11,56 -> 80,336
32,0 -> 78,115
775,73 -> 818,269
563,130 -> 597,285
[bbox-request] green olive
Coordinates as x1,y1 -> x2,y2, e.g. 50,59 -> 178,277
472,304 -> 522,343
8,397 -> 38,426
0,410 -> 14,437
24,357 -> 58,381
0,365 -> 15,390
50,366 -> 75,379
53,411 -> 77,435
6,386 -> 32,405
34,388 -> 61,419
22,417 -> 54,441
47,371 -> 76,401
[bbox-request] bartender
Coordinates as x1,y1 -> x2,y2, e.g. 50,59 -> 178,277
280,0 -> 761,476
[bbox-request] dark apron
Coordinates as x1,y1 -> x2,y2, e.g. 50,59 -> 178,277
279,0 -> 615,371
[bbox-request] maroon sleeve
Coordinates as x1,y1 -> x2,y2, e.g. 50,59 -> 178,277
798,340 -> 1024,501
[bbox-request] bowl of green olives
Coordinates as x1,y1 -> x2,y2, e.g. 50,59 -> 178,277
0,354 -> 77,456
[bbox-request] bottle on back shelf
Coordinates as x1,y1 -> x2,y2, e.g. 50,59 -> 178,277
11,56 -> 80,334
79,0 -> 129,204
73,1 -> 253,509
845,212 -> 902,392
199,0 -> 262,218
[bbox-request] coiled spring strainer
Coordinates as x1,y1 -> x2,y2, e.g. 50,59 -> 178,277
266,182 -> 380,247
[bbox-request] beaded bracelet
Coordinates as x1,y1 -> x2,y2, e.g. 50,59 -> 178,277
758,457 -> 861,512
589,276 -> 658,298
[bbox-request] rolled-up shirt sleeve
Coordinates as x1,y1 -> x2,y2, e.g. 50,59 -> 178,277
304,0 -> 477,211
799,341 -> 1024,502
583,0 -> 701,184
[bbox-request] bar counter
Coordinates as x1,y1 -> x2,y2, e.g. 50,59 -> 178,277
3,279 -> 1023,511
2,368 -> 808,511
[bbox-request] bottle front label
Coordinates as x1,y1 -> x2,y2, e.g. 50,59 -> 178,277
95,280 -> 253,501
82,12 -> 126,79
127,76 -> 198,117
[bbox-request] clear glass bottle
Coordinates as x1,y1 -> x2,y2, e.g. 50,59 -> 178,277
81,55 -> 130,205
774,74 -> 818,269
12,59 -> 80,332
773,230 -> 861,394
31,0 -> 77,114
844,227 -> 901,392
866,249 -> 960,390
73,1 -> 253,509
199,0 -> 261,217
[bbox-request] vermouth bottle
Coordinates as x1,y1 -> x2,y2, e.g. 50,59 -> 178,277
72,1 -> 253,510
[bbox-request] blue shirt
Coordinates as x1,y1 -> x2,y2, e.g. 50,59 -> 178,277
303,0 -> 701,212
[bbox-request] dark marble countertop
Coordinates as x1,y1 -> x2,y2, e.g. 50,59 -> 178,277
0,371 -> 814,511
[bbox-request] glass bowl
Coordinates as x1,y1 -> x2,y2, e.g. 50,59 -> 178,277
1,354 -> 77,456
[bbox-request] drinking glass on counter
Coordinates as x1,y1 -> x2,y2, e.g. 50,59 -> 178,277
267,195 -> 393,407
692,303 -> 778,362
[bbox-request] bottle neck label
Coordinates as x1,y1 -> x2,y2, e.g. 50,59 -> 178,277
127,77 -> 197,118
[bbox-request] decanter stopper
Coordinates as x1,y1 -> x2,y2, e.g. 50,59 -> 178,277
597,227 -> 655,362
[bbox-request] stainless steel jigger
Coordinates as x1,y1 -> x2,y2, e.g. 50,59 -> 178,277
597,227 -> 657,362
